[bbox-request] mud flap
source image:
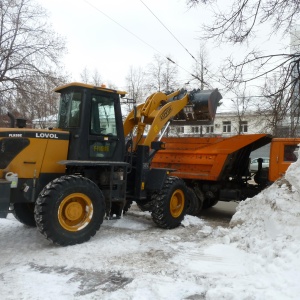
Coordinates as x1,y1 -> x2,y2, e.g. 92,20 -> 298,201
145,168 -> 169,191
0,180 -> 11,218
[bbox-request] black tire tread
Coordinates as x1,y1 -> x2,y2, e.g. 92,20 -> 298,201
34,175 -> 105,246
13,203 -> 36,227
185,187 -> 200,216
151,176 -> 187,229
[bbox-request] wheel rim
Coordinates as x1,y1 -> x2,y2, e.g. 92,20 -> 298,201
58,193 -> 93,231
170,189 -> 185,218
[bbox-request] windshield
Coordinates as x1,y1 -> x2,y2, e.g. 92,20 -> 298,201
58,91 -> 82,128
90,94 -> 117,136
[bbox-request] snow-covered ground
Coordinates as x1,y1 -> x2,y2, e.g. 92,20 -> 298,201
1,160 -> 300,299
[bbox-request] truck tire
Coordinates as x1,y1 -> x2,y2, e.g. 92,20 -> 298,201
151,176 -> 187,229
34,175 -> 105,246
202,199 -> 219,209
186,187 -> 200,216
193,184 -> 204,214
13,203 -> 36,227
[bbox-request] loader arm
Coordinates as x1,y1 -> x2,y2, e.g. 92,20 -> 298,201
124,89 -> 189,150
123,88 -> 222,151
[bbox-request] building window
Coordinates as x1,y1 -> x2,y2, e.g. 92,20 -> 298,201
223,121 -> 231,133
240,121 -> 248,133
176,126 -> 184,134
206,125 -> 214,133
191,126 -> 199,133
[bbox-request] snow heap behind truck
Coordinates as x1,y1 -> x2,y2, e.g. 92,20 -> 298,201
0,82 -> 222,245
151,134 -> 300,215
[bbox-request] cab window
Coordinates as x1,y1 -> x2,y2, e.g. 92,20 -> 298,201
90,94 -> 117,136
284,145 -> 298,162
58,91 -> 82,128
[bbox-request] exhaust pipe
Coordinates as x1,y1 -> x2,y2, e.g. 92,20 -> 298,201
7,112 -> 15,128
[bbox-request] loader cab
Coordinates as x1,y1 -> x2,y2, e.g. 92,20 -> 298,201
55,82 -> 126,162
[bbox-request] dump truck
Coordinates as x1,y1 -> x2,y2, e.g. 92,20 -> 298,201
0,82 -> 222,245
151,134 -> 300,215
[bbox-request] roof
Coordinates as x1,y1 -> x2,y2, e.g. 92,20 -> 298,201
54,82 -> 127,97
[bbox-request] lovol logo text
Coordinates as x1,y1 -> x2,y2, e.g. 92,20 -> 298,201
160,106 -> 172,120
36,132 -> 58,139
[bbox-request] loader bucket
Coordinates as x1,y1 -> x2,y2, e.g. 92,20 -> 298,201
172,89 -> 222,124
189,89 -> 222,121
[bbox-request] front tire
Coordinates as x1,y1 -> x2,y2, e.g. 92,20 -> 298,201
151,176 -> 187,229
34,175 -> 105,246
13,203 -> 36,227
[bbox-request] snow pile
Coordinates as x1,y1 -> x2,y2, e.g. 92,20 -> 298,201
229,157 -> 300,249
216,156 -> 300,299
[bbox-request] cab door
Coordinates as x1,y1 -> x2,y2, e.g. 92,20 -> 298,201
88,93 -> 125,161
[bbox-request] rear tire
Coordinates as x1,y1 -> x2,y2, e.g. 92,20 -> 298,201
151,176 -> 187,229
13,203 -> 36,227
186,187 -> 200,216
202,199 -> 219,209
34,175 -> 105,246
192,184 -> 204,214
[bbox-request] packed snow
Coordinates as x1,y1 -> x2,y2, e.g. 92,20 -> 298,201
1,159 -> 300,299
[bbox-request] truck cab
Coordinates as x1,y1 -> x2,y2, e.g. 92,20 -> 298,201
269,138 -> 299,182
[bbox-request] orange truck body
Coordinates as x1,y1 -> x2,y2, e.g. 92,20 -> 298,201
151,134 -> 300,206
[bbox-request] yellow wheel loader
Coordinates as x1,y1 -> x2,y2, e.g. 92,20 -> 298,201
0,82 -> 221,245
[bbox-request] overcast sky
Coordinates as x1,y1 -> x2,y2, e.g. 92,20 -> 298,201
39,0 -> 290,109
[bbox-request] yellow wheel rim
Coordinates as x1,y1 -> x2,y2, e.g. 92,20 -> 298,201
170,189 -> 185,218
58,193 -> 93,231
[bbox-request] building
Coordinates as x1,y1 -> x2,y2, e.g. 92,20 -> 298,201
168,111 -> 270,137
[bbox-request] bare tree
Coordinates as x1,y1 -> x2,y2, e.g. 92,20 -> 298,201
18,73 -> 64,128
146,54 -> 179,92
125,66 -> 146,103
80,68 -> 103,86
91,69 -> 102,86
80,68 -> 91,84
0,0 -> 67,123
255,70 -> 295,136
146,54 -> 164,92
189,44 -> 212,89
123,66 -> 146,120
163,57 -> 179,92
229,84 -> 252,134
187,0 -> 300,103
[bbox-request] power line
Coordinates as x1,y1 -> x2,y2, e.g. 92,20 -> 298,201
82,0 -> 206,84
139,1 -> 218,86
82,0 -> 165,57
139,0 -> 198,64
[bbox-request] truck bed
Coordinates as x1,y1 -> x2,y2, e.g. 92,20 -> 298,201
151,134 -> 272,181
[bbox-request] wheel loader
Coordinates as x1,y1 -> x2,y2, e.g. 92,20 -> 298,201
0,82 -> 222,245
